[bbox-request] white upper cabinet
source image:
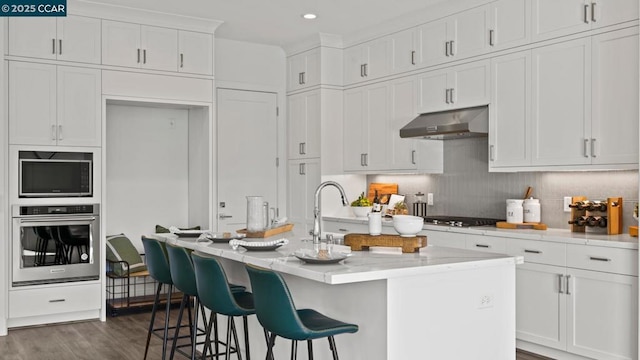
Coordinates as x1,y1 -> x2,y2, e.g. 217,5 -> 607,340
532,0 -> 638,42
288,90 -> 320,160
590,27 -> 638,165
389,28 -> 418,74
178,31 -> 213,76
102,20 -> 178,72
8,15 -> 101,64
417,60 -> 490,114
343,38 -> 390,85
531,37 -> 591,166
288,48 -> 320,91
489,50 -> 531,169
415,18 -> 449,68
9,62 -> 101,147
488,0 -> 529,51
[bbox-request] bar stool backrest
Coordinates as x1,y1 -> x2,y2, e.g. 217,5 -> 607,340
141,237 -> 172,285
165,244 -> 197,296
245,264 -> 308,340
191,252 -> 244,316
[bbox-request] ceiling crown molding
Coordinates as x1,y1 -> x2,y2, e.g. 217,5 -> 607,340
283,33 -> 343,56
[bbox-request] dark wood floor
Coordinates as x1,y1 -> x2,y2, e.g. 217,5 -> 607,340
0,310 -> 552,359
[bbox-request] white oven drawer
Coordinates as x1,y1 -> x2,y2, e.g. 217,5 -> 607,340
566,244 -> 638,276
506,238 -> 566,267
9,283 -> 101,318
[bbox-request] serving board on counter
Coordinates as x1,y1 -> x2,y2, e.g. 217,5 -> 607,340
237,223 -> 294,238
496,221 -> 548,230
344,233 -> 426,253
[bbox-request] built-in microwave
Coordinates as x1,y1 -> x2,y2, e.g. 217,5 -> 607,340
19,151 -> 93,198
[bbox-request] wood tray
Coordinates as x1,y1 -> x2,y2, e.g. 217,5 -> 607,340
237,223 -> 294,238
496,221 -> 548,230
344,233 -> 427,253
629,226 -> 638,237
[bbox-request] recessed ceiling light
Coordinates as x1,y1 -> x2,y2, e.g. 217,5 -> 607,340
302,13 -> 317,20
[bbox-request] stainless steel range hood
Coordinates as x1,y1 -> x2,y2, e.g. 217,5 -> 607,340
399,105 -> 488,140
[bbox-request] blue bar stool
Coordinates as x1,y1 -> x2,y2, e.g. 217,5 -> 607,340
245,264 -> 359,360
191,252 -> 261,360
141,236 -> 175,360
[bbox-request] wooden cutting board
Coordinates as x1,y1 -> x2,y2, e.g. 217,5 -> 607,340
496,221 -> 548,230
344,233 -> 426,253
367,183 -> 398,203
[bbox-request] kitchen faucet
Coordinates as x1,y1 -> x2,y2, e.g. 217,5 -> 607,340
313,181 -> 349,244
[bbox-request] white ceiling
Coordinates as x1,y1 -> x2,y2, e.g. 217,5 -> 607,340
84,0 -> 448,47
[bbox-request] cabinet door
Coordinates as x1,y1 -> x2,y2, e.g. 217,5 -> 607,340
288,52 -> 307,91
343,45 -> 364,85
303,48 -> 320,87
56,66 -> 101,147
416,18 -> 449,67
451,5 -> 490,59
388,78 -> 418,170
9,62 -> 57,146
102,20 -> 141,68
288,160 -> 308,229
416,69 -> 449,113
531,38 -> 591,166
8,17 -> 57,60
489,51 -> 531,168
178,31 -> 213,75
566,269 -> 638,360
488,0 -> 529,51
364,83 -> 389,170
343,88 -> 366,171
304,91 -> 321,158
531,0 -> 591,41
450,60 -> 490,108
516,263 -> 567,351
592,0 -> 639,29
288,92 -> 307,159
57,15 -> 101,64
390,28 -> 416,74
364,37 -> 390,81
141,25 -> 178,72
590,28 -> 638,165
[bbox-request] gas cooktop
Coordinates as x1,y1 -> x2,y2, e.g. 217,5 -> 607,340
421,216 -> 504,227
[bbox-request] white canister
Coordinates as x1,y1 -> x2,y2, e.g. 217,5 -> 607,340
523,198 -> 541,223
368,212 -> 382,236
506,199 -> 524,224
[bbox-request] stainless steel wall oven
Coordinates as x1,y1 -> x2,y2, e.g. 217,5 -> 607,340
12,204 -> 100,286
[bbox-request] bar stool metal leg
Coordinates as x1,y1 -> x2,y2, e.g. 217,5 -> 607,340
290,340 -> 297,360
231,318 -> 243,360
162,284 -> 174,360
328,336 -> 339,360
243,316 -> 251,360
144,282 -> 163,360
307,340 -> 313,360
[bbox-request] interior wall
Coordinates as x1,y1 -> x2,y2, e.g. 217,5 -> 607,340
0,18 -> 7,336
106,104 -> 189,252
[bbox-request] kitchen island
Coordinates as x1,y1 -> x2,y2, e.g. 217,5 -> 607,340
155,230 -> 523,360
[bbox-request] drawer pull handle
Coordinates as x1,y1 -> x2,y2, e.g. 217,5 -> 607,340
589,256 -> 611,262
566,275 -> 572,295
558,274 -> 564,294
475,244 -> 490,248
338,228 -> 349,232
49,299 -> 66,303
524,249 -> 542,254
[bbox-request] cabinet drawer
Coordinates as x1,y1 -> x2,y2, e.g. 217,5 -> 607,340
322,221 -> 370,235
506,239 -> 566,267
9,283 -> 101,318
567,244 -> 638,276
423,230 -> 466,249
466,235 -> 507,254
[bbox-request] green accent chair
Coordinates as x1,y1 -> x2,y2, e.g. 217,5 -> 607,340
191,252 -> 261,360
141,236 -> 174,360
245,264 -> 359,360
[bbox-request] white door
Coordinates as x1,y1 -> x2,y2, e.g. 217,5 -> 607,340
8,17 -> 57,59
416,18 -> 448,67
178,30 -> 213,76
57,15 -> 101,64
343,45 -> 364,85
417,69 -> 449,113
343,87 -> 366,171
592,0 -> 639,29
388,77 -> 418,170
450,60 -> 490,108
452,5 -> 490,59
364,83 -> 389,170
389,28 -> 416,74
141,25 -> 178,72
101,20 -> 141,68
531,0 -> 591,42
489,0 -> 529,51
217,89 -> 278,232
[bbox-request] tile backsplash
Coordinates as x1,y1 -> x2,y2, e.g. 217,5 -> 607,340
369,138 -> 639,230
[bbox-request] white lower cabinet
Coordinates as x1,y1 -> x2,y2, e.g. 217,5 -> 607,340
287,159 -> 320,234
9,283 -> 101,319
508,238 -> 638,360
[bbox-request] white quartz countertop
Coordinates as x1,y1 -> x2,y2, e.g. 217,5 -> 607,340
323,216 -> 639,250
153,231 -> 522,285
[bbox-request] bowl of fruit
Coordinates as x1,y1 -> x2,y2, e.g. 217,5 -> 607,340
350,192 -> 373,218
